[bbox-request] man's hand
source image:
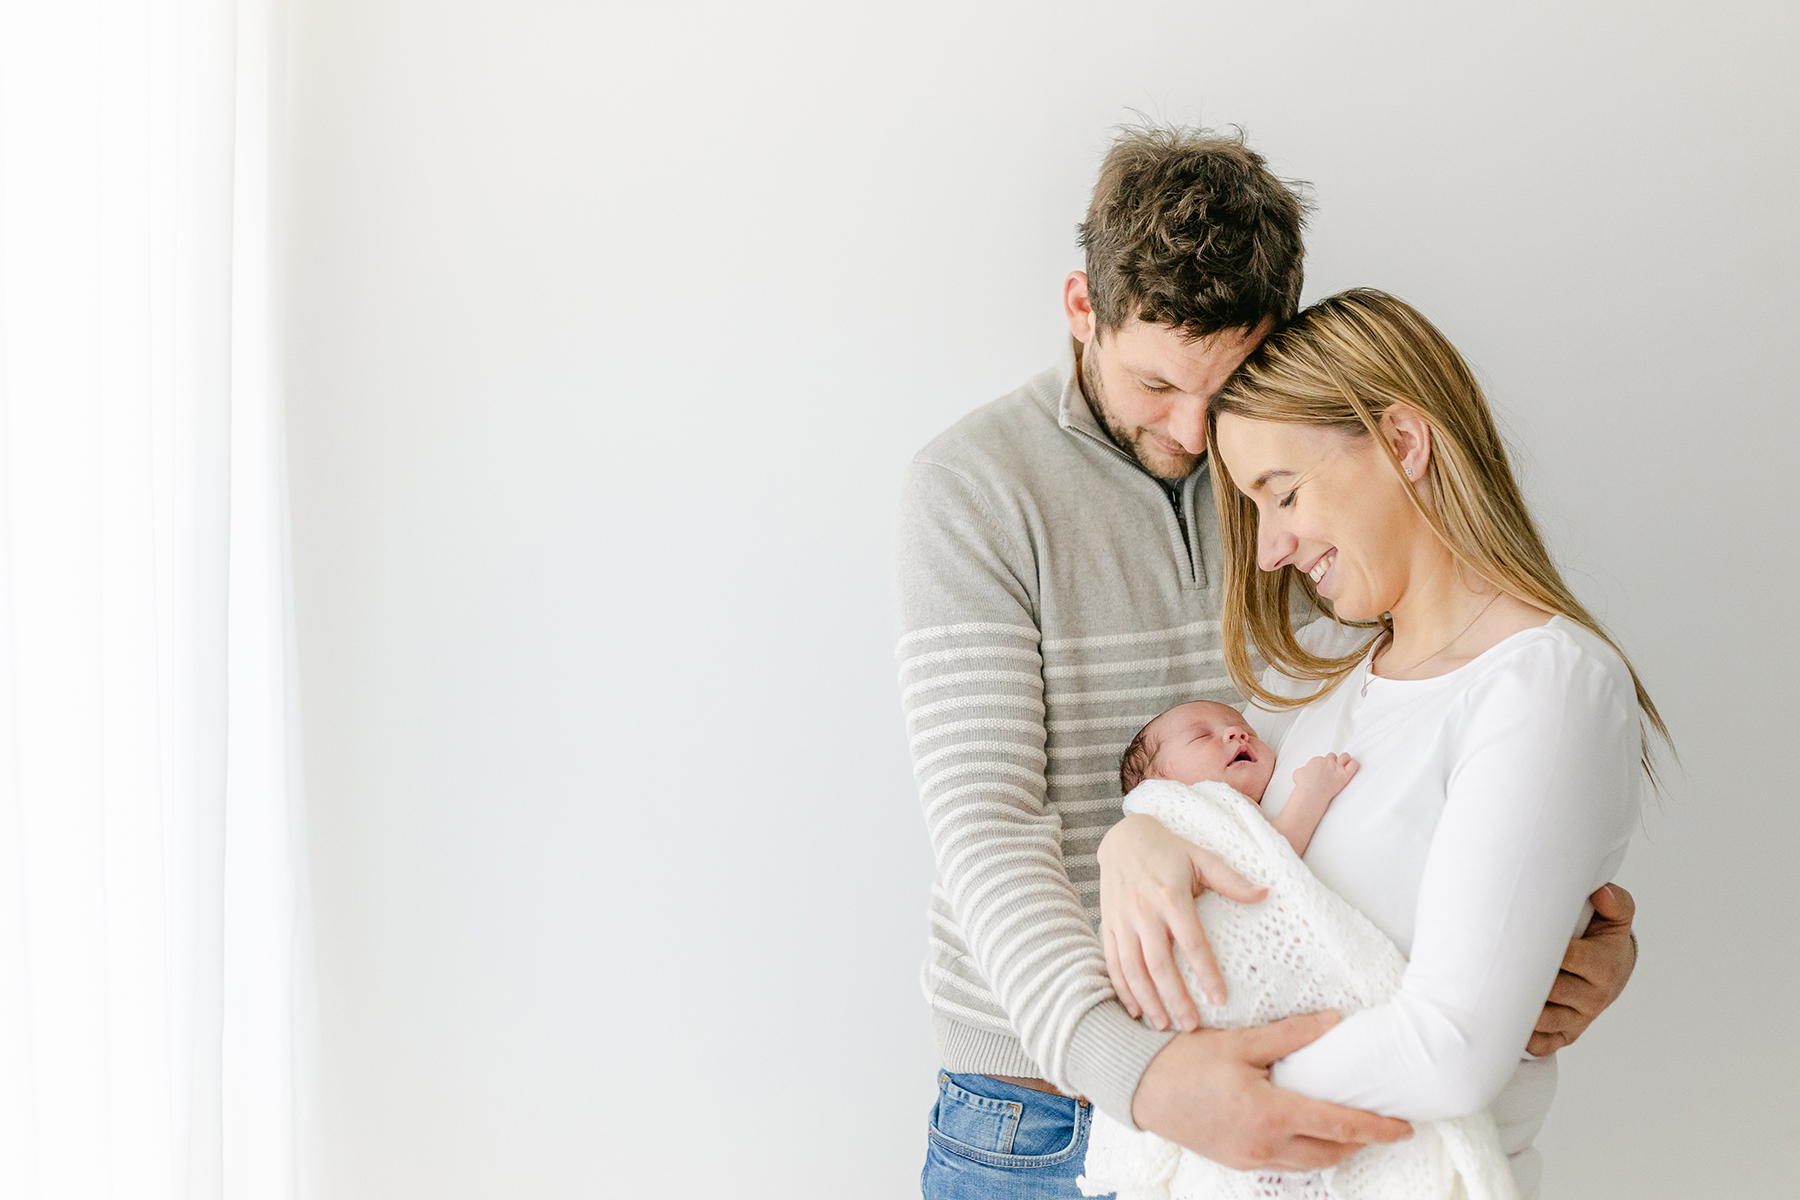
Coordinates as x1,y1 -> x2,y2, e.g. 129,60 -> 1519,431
1131,1011 -> 1413,1170
1099,814 -> 1267,1031
1528,882 -> 1637,1057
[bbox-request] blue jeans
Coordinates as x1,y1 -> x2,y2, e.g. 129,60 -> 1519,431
920,1072 -> 1111,1199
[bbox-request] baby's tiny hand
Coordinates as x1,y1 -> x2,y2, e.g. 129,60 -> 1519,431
1292,752 -> 1359,802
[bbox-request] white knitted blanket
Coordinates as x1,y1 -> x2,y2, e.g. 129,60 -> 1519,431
1077,780 -> 1520,1200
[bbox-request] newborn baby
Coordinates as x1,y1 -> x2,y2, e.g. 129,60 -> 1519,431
1083,703 -> 1520,1200
1118,700 -> 1358,858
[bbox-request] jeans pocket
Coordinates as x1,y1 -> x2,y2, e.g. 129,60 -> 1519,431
927,1074 -> 1085,1169
931,1075 -> 1023,1155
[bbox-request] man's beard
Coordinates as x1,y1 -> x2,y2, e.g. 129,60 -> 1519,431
1080,346 -> 1201,482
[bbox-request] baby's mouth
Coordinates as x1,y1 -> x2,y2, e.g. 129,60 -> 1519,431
1230,748 -> 1255,765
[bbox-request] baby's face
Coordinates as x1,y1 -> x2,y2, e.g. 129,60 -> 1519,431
1144,701 -> 1276,800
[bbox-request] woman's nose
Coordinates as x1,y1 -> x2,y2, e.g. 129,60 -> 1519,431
1257,524 -> 1296,572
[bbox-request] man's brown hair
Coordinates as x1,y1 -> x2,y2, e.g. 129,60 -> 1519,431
1078,124 -> 1310,339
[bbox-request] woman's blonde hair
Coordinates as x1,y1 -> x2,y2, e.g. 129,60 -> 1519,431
1206,288 -> 1671,780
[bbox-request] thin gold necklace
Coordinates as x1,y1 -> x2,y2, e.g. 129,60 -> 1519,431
1362,592 -> 1502,698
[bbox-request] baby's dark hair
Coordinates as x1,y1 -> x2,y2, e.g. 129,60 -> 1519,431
1118,717 -> 1163,795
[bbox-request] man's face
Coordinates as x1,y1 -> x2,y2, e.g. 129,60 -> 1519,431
1065,274 -> 1274,480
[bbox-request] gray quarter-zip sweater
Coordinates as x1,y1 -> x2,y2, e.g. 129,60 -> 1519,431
895,355 -> 1254,1125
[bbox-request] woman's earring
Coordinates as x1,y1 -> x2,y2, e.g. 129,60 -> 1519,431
1404,465 -> 1414,480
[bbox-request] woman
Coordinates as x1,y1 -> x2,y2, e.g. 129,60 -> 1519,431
1098,289 -> 1668,1199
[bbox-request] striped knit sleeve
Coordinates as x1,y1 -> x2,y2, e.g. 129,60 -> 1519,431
896,460 -> 1172,1124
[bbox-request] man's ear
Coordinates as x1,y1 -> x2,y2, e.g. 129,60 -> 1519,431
1382,403 -> 1433,483
1064,272 -> 1097,344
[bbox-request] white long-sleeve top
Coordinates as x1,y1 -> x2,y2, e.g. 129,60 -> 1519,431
1248,616 -> 1644,1199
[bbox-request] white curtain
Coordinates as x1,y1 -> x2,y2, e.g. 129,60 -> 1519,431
0,1 -> 313,1197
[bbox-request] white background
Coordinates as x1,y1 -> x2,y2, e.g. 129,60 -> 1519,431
283,2 -> 1799,1197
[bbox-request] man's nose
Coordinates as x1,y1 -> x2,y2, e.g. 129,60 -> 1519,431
1167,398 -> 1206,455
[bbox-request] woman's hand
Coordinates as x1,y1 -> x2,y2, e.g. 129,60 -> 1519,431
1098,813 -> 1268,1031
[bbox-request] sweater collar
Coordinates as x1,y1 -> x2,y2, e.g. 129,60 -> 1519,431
1056,337 -> 1113,447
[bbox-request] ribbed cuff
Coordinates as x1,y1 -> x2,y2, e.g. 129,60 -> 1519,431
1061,999 -> 1176,1129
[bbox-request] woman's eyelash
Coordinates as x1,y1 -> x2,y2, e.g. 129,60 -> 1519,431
1279,490 -> 1298,508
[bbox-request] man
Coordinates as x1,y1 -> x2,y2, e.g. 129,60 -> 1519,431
896,125 -> 1637,1197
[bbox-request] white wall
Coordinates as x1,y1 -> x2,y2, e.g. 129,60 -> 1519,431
283,3 -> 1800,1197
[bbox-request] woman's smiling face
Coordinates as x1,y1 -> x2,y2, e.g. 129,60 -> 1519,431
1212,413 -> 1425,622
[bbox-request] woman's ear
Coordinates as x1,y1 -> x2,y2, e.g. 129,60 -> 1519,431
1382,403 -> 1433,484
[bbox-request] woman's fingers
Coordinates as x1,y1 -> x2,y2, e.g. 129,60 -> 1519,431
1168,897 -> 1226,1010
1095,816 -> 1269,1027
1191,846 -> 1267,905
1116,929 -> 1171,1031
1142,926 -> 1203,1031
1103,926 -> 1141,1019
1183,942 -> 1227,1012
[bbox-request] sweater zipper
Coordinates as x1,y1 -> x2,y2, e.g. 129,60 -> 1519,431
1163,478 -> 1195,579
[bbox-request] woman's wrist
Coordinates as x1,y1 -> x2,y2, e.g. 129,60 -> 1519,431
1097,812 -> 1166,868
